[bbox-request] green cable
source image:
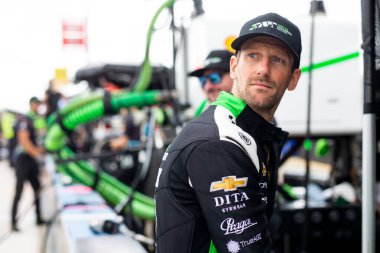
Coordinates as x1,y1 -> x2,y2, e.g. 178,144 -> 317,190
60,147 -> 155,219
154,107 -> 166,126
75,153 -> 155,208
63,100 -> 105,130
44,124 -> 66,152
44,90 -> 165,152
315,138 -> 329,157
60,92 -> 103,115
111,90 -> 163,112
133,0 -> 176,92
282,183 -> 298,200
44,0 -> 177,221
46,113 -> 57,128
303,138 -> 313,151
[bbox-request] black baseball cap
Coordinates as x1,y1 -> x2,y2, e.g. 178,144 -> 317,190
231,13 -> 302,68
29,96 -> 42,104
188,50 -> 234,77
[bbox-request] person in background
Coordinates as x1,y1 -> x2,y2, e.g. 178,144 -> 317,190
109,108 -> 141,152
155,12 -> 302,252
107,107 -> 141,186
11,97 -> 46,231
45,79 -> 63,119
1,111 -> 20,167
188,50 -> 234,117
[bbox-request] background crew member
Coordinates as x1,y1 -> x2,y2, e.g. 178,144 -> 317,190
188,49 -> 234,116
11,97 -> 45,231
155,12 -> 302,252
108,107 -> 141,186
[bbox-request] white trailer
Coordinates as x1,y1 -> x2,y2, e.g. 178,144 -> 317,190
181,0 -> 362,137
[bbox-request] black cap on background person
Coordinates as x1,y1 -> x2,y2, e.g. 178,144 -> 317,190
188,50 -> 234,77
29,96 -> 42,105
231,12 -> 302,68
188,50 -> 234,103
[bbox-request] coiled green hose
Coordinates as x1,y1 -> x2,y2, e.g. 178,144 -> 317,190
59,148 -> 155,220
44,90 -> 170,151
44,0 -> 176,221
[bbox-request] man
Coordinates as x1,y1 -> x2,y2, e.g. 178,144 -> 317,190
189,50 -> 234,116
154,12 -> 302,252
11,97 -> 45,231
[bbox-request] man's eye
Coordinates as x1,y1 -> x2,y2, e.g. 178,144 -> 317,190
273,57 -> 285,64
248,53 -> 257,59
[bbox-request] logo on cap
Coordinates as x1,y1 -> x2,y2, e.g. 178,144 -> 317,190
205,57 -> 222,65
210,176 -> 248,192
249,21 -> 292,36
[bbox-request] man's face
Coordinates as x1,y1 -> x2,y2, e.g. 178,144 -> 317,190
201,69 -> 233,102
30,102 -> 41,114
230,36 -> 301,120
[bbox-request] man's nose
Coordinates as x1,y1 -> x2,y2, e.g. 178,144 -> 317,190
203,79 -> 215,90
256,58 -> 270,77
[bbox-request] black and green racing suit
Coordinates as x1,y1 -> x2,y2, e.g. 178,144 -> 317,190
154,91 -> 288,253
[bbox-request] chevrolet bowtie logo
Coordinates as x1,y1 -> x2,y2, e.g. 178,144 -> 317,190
210,176 -> 248,192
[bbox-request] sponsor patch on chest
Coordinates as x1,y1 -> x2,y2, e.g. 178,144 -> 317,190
210,176 -> 248,192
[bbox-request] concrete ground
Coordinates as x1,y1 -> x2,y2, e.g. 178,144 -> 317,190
0,160 -> 44,253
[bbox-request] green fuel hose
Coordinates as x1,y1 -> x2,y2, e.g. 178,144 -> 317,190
44,90 -> 172,152
44,0 -> 177,221
60,91 -> 103,115
59,148 -> 155,220
133,0 -> 175,92
43,91 -> 171,220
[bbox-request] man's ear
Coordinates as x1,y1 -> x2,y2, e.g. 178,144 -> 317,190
288,68 -> 301,91
230,55 -> 238,79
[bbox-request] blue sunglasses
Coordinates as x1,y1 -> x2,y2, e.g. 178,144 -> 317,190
198,72 -> 224,88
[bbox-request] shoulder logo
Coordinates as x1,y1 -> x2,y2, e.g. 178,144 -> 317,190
238,132 -> 251,145
210,176 -> 248,192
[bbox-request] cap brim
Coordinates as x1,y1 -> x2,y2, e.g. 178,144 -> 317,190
231,32 -> 299,60
189,66 -> 230,78
30,99 -> 42,104
188,68 -> 206,77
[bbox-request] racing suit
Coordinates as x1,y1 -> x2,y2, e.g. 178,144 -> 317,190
155,92 -> 288,253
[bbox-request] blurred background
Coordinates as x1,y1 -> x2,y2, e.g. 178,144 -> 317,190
0,0 -> 378,253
